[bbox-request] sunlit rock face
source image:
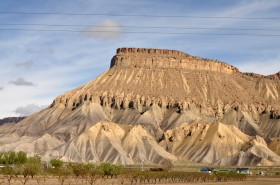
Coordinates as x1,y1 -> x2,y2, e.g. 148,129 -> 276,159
0,47 -> 280,166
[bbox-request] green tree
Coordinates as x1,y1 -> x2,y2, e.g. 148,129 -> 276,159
0,151 -> 27,165
0,153 -> 3,164
82,163 -> 100,185
50,159 -> 63,168
71,163 -> 87,178
27,155 -> 41,164
99,163 -> 123,178
16,151 -> 27,164
8,152 -> 16,164
17,162 -> 42,185
111,164 -> 124,177
24,162 -> 41,178
16,156 -> 42,185
3,152 -> 10,165
56,166 -> 73,185
1,166 -> 15,185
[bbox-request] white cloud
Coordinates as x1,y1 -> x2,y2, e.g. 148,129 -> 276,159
237,56 -> 280,75
14,104 -> 47,116
84,19 -> 123,40
0,0 -> 279,119
9,78 -> 36,86
0,87 -> 3,91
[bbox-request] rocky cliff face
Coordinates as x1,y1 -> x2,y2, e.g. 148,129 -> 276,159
244,71 -> 280,81
0,47 -> 279,166
51,48 -> 280,130
111,48 -> 239,74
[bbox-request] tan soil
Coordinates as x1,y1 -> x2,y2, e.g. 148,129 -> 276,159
0,176 -> 279,185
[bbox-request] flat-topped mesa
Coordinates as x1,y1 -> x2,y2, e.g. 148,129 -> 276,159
111,47 -> 240,74
116,47 -> 187,57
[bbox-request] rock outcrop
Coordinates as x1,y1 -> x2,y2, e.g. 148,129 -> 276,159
244,71 -> 280,81
48,48 -> 280,139
111,48 -> 239,74
0,47 -> 279,165
266,71 -> 280,80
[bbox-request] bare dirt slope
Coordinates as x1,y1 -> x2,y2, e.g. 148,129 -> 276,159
50,121 -> 177,164
0,48 -> 279,165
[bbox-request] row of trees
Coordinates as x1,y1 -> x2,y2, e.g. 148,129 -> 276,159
47,162 -> 124,185
0,155 -> 41,185
129,171 -> 246,184
0,151 -> 27,165
0,151 -> 246,185
0,152 -> 124,185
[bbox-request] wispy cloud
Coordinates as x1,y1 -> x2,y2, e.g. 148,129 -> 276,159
14,103 -> 47,116
27,48 -> 55,55
84,19 -> 123,40
9,78 -> 36,86
0,87 -> 3,91
0,0 -> 279,118
237,56 -> 280,75
16,60 -> 34,68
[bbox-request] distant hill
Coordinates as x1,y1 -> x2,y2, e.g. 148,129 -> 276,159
266,71 -> 280,80
0,117 -> 25,125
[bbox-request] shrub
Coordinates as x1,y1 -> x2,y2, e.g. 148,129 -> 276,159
16,151 -> 27,164
52,166 -> 73,185
50,159 -> 63,168
16,162 -> 42,185
27,155 -> 41,164
99,163 -> 124,178
1,166 -> 15,185
70,163 -> 88,178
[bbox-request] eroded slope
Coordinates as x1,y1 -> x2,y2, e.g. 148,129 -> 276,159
0,47 -> 279,165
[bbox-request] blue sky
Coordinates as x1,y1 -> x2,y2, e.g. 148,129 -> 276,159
0,0 -> 279,118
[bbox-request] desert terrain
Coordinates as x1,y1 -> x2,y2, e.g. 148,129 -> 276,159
0,48 -> 279,167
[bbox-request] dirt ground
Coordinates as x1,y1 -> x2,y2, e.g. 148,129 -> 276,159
1,176 -> 279,185
156,177 -> 280,185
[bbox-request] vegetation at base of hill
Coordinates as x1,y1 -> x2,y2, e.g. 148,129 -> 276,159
0,151 -> 27,165
0,153 -> 42,185
0,151 -> 248,185
50,159 -> 63,168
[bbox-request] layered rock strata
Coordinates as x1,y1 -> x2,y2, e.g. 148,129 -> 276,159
51,48 -> 280,128
111,48 -> 239,74
0,47 -> 280,165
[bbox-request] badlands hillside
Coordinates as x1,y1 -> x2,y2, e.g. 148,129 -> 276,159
0,48 -> 280,166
